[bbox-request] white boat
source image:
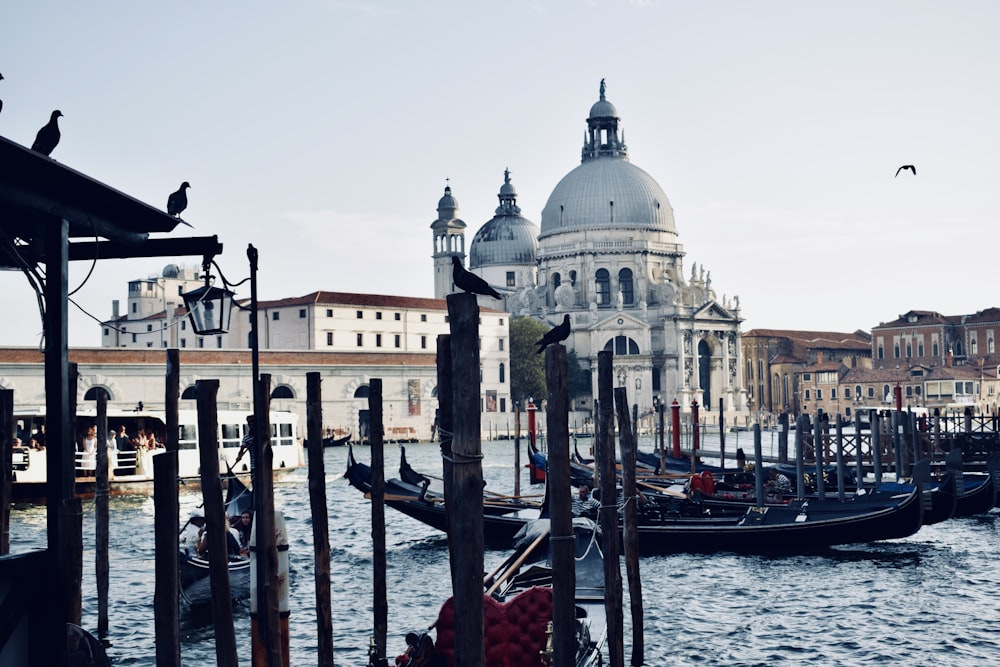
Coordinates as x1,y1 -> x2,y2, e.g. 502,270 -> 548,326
10,409 -> 303,501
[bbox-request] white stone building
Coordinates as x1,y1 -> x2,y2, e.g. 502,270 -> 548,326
446,81 -> 747,419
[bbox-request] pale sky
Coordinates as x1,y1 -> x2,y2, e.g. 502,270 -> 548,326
2,1 -> 998,348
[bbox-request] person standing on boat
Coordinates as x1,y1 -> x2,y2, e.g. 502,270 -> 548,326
236,510 -> 253,556
116,425 -> 136,474
80,425 -> 97,472
235,415 -> 257,478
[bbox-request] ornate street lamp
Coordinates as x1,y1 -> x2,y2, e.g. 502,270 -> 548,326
180,280 -> 234,335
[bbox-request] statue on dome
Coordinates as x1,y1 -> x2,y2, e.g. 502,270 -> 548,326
600,78 -> 606,98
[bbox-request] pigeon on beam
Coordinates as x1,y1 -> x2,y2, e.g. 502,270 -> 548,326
167,181 -> 191,217
452,255 -> 502,299
895,165 -> 916,177
31,109 -> 63,156
536,314 -> 571,353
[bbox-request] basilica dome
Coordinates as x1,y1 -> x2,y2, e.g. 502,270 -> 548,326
539,82 -> 676,239
469,169 -> 539,268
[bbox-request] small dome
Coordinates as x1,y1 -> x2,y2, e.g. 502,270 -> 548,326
162,264 -> 180,278
589,98 -> 618,119
469,216 -> 539,268
437,185 -> 458,211
469,169 -> 539,268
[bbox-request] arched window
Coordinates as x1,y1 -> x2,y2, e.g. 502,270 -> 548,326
595,269 -> 610,306
618,268 -> 634,305
84,387 -> 111,401
552,272 -> 561,290
353,385 -> 370,399
603,336 -> 640,355
271,386 -> 294,399
499,362 -> 506,384
181,386 -> 198,400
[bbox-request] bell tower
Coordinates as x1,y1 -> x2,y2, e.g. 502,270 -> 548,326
431,182 -> 467,298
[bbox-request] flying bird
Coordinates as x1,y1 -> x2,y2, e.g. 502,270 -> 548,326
895,165 -> 916,177
536,314 -> 571,353
167,181 -> 190,217
451,255 -> 502,299
31,109 -> 63,156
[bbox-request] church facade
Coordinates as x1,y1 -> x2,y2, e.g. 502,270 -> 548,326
436,82 -> 747,419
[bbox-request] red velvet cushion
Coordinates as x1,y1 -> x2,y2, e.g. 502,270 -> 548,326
434,587 -> 553,667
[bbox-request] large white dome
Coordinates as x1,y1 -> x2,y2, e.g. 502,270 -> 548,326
539,159 -> 675,238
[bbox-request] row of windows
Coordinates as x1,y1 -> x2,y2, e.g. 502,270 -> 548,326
353,333 -> 428,349
552,268 -> 635,306
803,382 -> 985,401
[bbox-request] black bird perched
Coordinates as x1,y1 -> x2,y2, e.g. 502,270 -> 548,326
536,314 -> 571,353
167,181 -> 190,217
895,165 -> 916,177
31,109 -> 63,156
452,255 -> 501,299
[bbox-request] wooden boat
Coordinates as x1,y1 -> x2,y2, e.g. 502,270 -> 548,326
178,475 -> 252,613
345,450 -> 925,553
389,518 -> 605,667
344,446 -> 542,548
323,432 -> 352,447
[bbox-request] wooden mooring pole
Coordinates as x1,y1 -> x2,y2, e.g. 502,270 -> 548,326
196,379 -> 238,667
446,293 -> 485,667
544,345 -> 575,666
370,379 -> 388,667
95,386 -> 111,641
614,387 -> 644,666
513,402 -> 521,499
597,350 -> 624,667
153,448 -> 180,667
0,389 -> 12,555
435,334 -> 457,586
306,372 -> 335,666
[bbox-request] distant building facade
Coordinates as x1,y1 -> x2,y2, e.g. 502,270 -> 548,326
436,82 -> 747,420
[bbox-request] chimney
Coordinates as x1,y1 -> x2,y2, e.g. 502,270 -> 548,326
112,299 -> 119,319
816,351 -> 824,364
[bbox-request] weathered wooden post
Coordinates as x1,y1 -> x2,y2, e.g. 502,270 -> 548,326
892,410 -> 903,478
435,335 -> 457,586
195,379 -> 238,667
749,424 -> 764,505
370,379 -> 388,667
670,399 -> 681,459
794,415 -> 805,499
813,411 -> 825,500
446,292 -> 485,667
933,408 -> 942,459
855,412 -> 865,493
872,411 -> 884,485
252,373 -> 284,666
0,389 -> 12,555
306,372 -> 335,666
513,402 -> 521,499
657,401 -> 666,475
153,444 -> 180,667
718,397 -> 726,469
597,350 -> 623,667
778,412 -> 790,464
153,348 -> 179,662
835,414 -> 846,502
690,400 -> 700,473
614,387 -> 644,667
544,345 -> 575,666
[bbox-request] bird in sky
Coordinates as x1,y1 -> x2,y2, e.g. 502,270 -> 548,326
895,165 -> 916,177
31,109 -> 62,156
536,314 -> 571,353
452,255 -> 502,299
167,181 -> 190,217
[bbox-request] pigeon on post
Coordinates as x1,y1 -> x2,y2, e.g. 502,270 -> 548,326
894,165 -> 916,177
536,314 -> 571,353
167,181 -> 190,217
452,255 -> 501,299
31,110 -> 62,156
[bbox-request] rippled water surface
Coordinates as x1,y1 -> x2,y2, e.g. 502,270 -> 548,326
9,441 -> 1000,666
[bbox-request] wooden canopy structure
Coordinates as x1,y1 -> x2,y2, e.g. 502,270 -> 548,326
0,132 -> 224,666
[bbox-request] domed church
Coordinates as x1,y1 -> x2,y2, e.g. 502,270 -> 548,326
433,81 -> 746,417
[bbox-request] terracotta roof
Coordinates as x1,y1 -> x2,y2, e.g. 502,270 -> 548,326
742,329 -> 871,349
255,291 -> 503,313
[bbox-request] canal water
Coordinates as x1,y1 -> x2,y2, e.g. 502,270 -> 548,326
8,440 -> 1000,665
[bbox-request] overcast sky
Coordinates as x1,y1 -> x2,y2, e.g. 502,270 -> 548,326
2,1 -> 998,348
